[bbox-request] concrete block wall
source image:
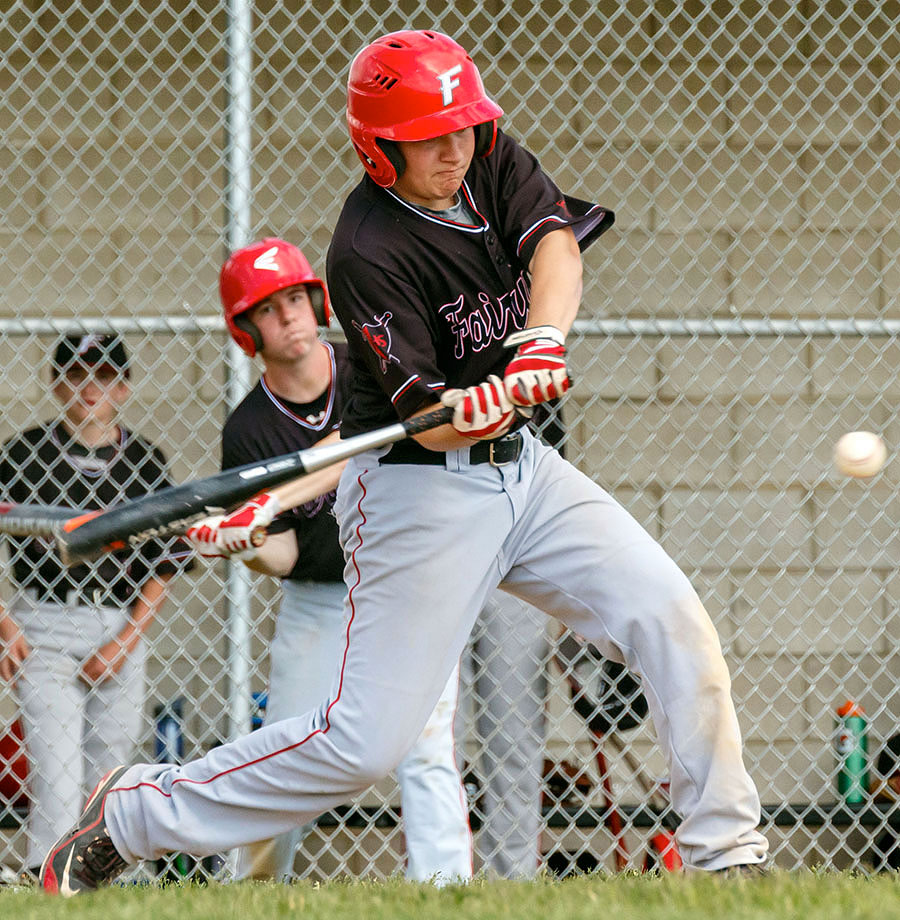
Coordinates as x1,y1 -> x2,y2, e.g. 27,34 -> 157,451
2,0 -> 899,872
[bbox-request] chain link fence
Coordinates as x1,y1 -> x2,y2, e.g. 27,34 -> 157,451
2,0 -> 900,881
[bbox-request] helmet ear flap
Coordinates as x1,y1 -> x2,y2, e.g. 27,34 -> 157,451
474,121 -> 498,157
377,139 -> 405,180
308,286 -> 329,326
232,314 -> 263,357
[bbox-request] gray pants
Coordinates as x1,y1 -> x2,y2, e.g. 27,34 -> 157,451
11,594 -> 144,869
458,592 -> 547,878
104,434 -> 767,872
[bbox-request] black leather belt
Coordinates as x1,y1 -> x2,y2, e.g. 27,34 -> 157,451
380,432 -> 523,467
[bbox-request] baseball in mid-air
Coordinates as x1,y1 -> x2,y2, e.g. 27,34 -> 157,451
833,431 -> 887,478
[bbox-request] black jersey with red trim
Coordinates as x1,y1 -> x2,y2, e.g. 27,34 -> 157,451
221,341 -> 350,583
0,422 -> 192,605
326,128 -> 614,436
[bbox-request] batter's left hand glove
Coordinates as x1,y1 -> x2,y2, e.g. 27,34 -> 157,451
502,325 -> 570,406
440,375 -> 516,440
185,493 -> 280,560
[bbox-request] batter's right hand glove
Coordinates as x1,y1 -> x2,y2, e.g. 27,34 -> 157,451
185,493 -> 281,560
440,375 -> 516,440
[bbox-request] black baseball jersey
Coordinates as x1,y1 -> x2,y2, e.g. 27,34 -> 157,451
221,341 -> 350,583
0,422 -> 192,606
326,128 -> 614,436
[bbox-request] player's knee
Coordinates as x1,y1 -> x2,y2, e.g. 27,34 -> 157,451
626,553 -> 708,622
620,583 -> 722,659
658,591 -> 721,648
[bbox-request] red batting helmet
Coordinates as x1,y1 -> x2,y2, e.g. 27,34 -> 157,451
219,238 -> 330,357
346,29 -> 504,188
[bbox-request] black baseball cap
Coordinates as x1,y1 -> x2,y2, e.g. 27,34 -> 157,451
52,334 -> 130,378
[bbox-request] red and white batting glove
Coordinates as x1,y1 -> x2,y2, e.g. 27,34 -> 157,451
185,493 -> 281,560
440,375 -> 516,440
502,325 -> 570,406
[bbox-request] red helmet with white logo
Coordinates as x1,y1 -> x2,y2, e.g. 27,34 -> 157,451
219,238 -> 330,357
346,30 -> 504,187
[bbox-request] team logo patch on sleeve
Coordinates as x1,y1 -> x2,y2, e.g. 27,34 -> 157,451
352,312 -> 401,374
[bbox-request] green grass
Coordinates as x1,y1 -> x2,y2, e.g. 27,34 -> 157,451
2,871 -> 898,920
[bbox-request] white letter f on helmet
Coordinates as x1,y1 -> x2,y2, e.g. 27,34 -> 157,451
437,65 -> 463,106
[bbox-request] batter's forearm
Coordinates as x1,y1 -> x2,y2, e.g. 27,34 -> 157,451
407,402 -> 476,452
527,227 -> 583,336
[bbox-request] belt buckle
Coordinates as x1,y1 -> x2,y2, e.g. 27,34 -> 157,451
489,434 -> 522,467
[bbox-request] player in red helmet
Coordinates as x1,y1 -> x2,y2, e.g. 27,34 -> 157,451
219,238 -> 329,357
41,31 -> 768,894
346,30 -> 502,188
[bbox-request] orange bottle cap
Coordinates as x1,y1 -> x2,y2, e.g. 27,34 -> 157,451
837,699 -> 865,717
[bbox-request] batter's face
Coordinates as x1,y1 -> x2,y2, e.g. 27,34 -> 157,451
393,128 -> 476,210
250,285 -> 319,363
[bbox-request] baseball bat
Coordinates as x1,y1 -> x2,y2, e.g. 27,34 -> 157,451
0,465 -> 345,550
0,502 -> 91,538
56,405 -> 454,564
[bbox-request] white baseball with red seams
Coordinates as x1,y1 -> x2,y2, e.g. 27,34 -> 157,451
834,431 -> 887,478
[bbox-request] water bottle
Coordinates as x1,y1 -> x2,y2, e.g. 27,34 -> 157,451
154,699 -> 184,764
835,699 -> 868,804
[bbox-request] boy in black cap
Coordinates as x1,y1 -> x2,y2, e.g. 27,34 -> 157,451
0,334 -> 191,879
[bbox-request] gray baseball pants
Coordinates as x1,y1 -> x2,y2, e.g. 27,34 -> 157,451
102,431 -> 768,872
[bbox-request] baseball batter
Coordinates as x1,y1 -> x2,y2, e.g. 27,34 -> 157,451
185,238 -> 471,883
41,31 -> 767,894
